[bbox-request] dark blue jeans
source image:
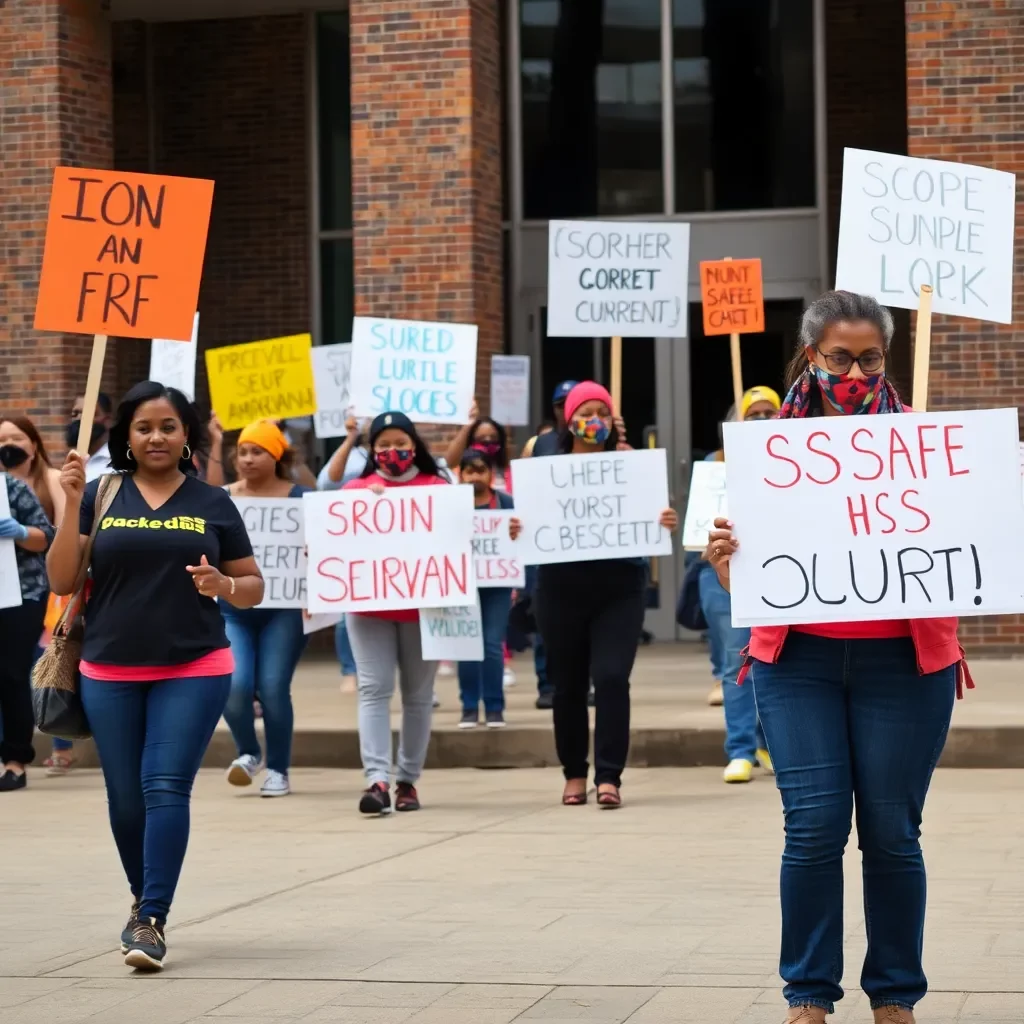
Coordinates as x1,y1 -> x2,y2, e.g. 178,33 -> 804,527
334,614 -> 357,676
81,673 -> 231,923
752,633 -> 955,1013
222,607 -> 308,774
458,588 -> 512,713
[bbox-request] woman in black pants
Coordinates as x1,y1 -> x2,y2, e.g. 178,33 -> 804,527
513,381 -> 677,808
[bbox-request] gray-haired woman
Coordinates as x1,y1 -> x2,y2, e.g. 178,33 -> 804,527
707,291 -> 966,1024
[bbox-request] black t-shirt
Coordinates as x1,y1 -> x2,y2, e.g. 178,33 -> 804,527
531,430 -> 562,458
80,474 -> 253,665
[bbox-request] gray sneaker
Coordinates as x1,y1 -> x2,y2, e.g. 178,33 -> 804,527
226,754 -> 262,787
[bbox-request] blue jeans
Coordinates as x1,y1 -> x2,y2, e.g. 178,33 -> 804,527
82,672 -> 231,923
222,608 -> 308,774
458,589 -> 512,713
753,632 -> 955,1013
698,565 -> 764,761
334,614 -> 357,676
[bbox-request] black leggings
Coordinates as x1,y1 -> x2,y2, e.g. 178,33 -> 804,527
534,561 -> 646,787
0,598 -> 46,765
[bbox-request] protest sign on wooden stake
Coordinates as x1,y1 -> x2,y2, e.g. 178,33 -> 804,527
912,285 -> 934,411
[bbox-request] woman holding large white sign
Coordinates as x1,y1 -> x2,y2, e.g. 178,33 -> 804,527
221,420 -> 310,799
511,382 -> 678,809
706,291 -> 966,1024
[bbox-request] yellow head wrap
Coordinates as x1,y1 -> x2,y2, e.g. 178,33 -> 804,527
238,420 -> 288,461
740,386 -> 781,420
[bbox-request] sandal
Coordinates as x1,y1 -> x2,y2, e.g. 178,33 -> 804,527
561,780 -> 588,806
596,784 -> 622,808
43,754 -> 74,777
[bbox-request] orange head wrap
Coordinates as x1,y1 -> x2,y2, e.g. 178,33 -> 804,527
237,420 -> 288,461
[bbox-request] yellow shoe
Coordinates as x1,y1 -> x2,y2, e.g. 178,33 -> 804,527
756,748 -> 774,774
707,682 -> 723,706
723,758 -> 753,784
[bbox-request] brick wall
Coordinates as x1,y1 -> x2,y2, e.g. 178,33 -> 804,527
349,0 -> 504,436
0,0 -> 113,447
906,1 -> 1024,655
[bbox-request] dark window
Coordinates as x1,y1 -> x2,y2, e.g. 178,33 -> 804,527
321,239 -> 355,345
521,0 -> 663,219
318,12 -> 353,231
673,0 -> 815,211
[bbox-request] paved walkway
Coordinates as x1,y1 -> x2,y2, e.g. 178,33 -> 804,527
3,767 -> 1023,1022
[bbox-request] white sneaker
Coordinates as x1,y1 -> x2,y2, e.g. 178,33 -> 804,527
432,691 -> 441,709
226,754 -> 262,787
436,661 -> 455,677
260,770 -> 290,797
502,666 -> 516,688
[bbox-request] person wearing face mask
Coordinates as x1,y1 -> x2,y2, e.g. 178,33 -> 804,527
68,392 -> 114,483
221,421 -> 310,798
456,449 -> 515,729
707,291 -> 965,1024
510,382 -> 678,808
445,402 -> 512,492
342,412 -> 450,815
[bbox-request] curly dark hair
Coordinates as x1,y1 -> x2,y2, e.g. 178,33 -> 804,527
108,381 -> 208,474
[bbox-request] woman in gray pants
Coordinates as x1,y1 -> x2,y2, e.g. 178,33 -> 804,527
342,412 -> 450,815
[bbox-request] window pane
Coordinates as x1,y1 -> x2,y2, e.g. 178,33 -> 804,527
522,0 -> 663,219
317,12 -> 352,231
321,239 -> 354,345
673,0 -> 815,212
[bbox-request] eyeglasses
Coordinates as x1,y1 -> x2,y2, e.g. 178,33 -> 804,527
815,346 -> 885,374
744,410 -> 776,421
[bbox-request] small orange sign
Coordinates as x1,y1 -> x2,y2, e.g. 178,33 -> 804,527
34,167 -> 214,341
700,258 -> 765,336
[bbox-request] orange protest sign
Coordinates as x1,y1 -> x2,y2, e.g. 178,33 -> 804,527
34,167 -> 214,341
699,258 -> 765,336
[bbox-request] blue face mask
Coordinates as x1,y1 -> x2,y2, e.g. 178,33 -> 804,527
570,415 -> 611,445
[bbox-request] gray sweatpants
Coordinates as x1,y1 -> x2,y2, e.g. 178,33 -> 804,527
346,613 -> 438,786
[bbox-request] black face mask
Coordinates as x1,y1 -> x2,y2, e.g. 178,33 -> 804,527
0,445 -> 30,470
66,420 -> 105,451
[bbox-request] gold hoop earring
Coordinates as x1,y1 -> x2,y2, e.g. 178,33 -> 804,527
126,446 -> 134,461
182,443 -> 191,461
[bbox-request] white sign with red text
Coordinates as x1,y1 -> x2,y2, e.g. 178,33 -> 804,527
723,409 -> 1024,627
472,509 -> 525,588
303,485 -> 475,614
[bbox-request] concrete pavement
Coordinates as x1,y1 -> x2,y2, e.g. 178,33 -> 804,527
3,766 -> 1024,1022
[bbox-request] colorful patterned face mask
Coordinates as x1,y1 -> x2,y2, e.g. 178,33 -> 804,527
812,365 -> 885,415
570,415 -> 611,445
471,441 -> 501,458
375,448 -> 415,476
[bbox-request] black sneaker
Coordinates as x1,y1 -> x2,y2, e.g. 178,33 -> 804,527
395,781 -> 420,812
485,711 -> 506,729
124,917 -> 166,970
0,769 -> 26,792
359,782 -> 391,815
535,691 -> 554,710
458,710 -> 479,729
120,901 -> 140,953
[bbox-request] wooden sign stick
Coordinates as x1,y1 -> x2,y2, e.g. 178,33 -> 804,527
911,284 -> 934,412
722,257 -> 744,414
75,334 -> 108,454
610,335 -> 622,415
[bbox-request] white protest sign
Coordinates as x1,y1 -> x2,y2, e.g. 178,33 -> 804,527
0,478 -> 23,611
419,600 -> 484,661
1019,442 -> 1024,503
304,484 -> 475,613
150,312 -> 199,399
511,449 -> 673,565
349,316 -> 477,425
835,148 -> 1016,323
682,461 -> 727,551
303,612 -> 342,635
473,509 -> 525,588
311,342 -> 352,439
723,409 -> 1024,627
547,221 -> 690,337
233,497 -> 306,609
490,355 -> 530,426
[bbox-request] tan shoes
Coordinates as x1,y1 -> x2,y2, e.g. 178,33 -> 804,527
783,1003 -> 915,1024
785,1007 -> 827,1024
873,1007 -> 915,1024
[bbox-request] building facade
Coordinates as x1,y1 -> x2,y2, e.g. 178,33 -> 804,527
1,0 -> 1021,648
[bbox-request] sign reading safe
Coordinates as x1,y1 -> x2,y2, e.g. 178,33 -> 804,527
723,409 -> 1024,627
233,497 -> 307,610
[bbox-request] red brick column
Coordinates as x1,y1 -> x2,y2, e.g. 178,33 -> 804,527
906,2 -> 1024,654
0,0 -> 113,443
349,0 -> 504,423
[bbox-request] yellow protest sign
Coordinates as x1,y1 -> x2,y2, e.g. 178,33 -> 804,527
205,333 -> 316,431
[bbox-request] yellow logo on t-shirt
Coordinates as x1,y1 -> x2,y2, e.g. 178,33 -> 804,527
100,515 -> 206,535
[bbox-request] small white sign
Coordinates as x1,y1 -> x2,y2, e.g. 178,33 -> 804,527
547,221 -> 691,338
349,316 -> 477,425
311,342 -> 352,439
150,312 -> 199,399
303,612 -> 342,635
835,148 -> 1016,323
723,409 -> 1024,627
473,509 -> 525,588
304,484 -> 475,613
490,355 -> 530,426
682,461 -> 728,551
419,600 -> 484,661
0,478 -> 23,611
233,496 -> 306,609
511,449 -> 673,566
